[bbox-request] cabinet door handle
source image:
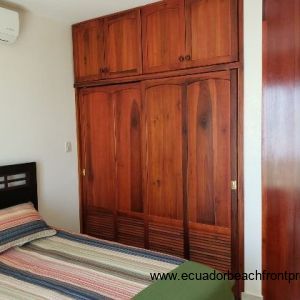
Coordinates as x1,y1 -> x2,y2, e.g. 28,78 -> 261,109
178,56 -> 185,62
185,55 -> 191,61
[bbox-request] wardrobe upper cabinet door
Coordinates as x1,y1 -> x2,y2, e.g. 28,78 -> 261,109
73,20 -> 104,82
103,10 -> 142,78
185,0 -> 238,67
142,0 -> 186,73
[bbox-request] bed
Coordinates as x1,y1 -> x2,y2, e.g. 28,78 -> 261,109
0,163 -> 234,300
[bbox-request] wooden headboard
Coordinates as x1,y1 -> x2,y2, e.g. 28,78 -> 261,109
0,163 -> 38,210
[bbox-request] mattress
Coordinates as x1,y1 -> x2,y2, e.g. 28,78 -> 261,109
0,230 -> 234,300
0,230 -> 183,299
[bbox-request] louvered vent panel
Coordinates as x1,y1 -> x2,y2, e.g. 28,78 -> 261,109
189,229 -> 231,272
149,222 -> 184,258
117,216 -> 145,248
85,211 -> 115,241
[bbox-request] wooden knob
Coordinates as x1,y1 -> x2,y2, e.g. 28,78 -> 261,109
185,55 -> 191,61
178,56 -> 185,62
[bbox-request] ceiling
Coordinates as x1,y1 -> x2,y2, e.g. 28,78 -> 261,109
1,0 -> 157,24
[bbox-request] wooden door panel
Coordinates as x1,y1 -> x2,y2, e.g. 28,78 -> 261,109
189,225 -> 231,272
145,84 -> 184,219
142,0 -> 186,73
83,89 -> 116,211
104,10 -> 142,78
85,209 -> 115,241
187,79 -> 231,227
144,81 -> 185,257
148,221 -> 184,257
73,25 -> 85,81
113,84 -> 145,248
114,87 -> 143,213
73,20 -> 104,82
185,0 -> 238,67
187,78 -> 232,270
117,214 -> 144,248
80,84 -> 145,246
78,71 -> 236,266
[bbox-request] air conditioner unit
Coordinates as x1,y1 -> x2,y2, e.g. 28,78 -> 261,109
0,7 -> 19,44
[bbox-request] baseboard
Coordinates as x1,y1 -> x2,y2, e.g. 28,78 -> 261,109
241,292 -> 263,300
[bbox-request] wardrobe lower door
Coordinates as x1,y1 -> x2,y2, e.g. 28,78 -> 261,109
144,82 -> 185,258
187,78 -> 233,272
79,87 -> 117,240
114,85 -> 145,248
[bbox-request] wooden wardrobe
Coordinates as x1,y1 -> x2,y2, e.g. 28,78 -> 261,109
74,0 -> 243,277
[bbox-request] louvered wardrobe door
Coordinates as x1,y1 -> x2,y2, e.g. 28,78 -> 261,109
187,77 -> 233,272
143,80 -> 185,258
113,85 -> 145,248
79,87 -> 116,241
79,84 -> 145,247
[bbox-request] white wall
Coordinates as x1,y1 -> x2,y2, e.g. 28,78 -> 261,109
243,0 -> 263,299
0,10 -> 80,232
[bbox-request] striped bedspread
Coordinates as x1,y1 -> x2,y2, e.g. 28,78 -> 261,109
0,231 -> 184,299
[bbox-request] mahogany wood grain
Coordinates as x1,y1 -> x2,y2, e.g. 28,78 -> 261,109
185,0 -> 238,67
143,79 -> 185,256
114,84 -> 145,247
186,76 -> 233,271
189,227 -> 231,272
149,221 -> 185,257
74,62 -> 241,88
73,20 -> 104,82
141,71 -> 236,264
78,88 -> 117,238
187,78 -> 232,228
144,82 -> 184,220
114,86 -> 143,213
117,215 -> 145,247
73,0 -> 239,85
141,0 -> 186,73
78,84 -> 145,246
81,88 -> 116,212
85,209 -> 116,241
77,69 -> 241,271
74,2 -> 245,295
263,0 -> 300,299
75,88 -> 86,233
230,68 -> 241,298
234,1 -> 244,296
188,81 -> 216,225
104,9 -> 142,78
